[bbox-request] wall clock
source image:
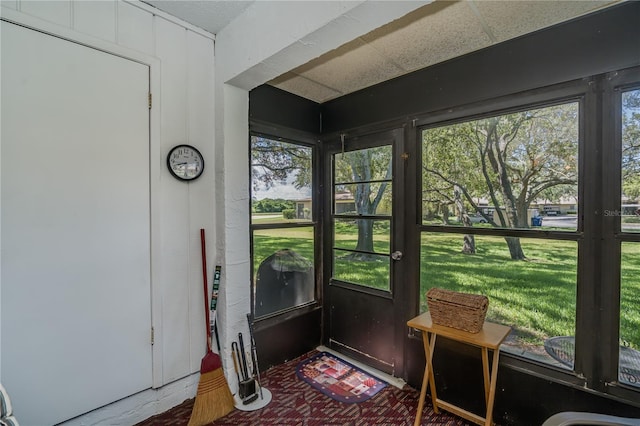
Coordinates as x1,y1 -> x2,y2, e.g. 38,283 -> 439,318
167,144 -> 204,181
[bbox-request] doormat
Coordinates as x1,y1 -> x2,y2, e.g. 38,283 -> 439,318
296,352 -> 387,403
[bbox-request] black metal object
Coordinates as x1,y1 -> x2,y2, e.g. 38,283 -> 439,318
237,333 -> 258,405
247,313 -> 264,399
249,85 -> 321,134
254,249 -> 314,318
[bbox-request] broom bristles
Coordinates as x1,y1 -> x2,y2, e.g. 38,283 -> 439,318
187,367 -> 235,426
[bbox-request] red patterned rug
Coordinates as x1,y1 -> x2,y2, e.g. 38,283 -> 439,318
136,350 -> 471,426
296,352 -> 386,403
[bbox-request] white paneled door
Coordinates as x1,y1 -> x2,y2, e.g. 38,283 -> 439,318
1,22 -> 152,425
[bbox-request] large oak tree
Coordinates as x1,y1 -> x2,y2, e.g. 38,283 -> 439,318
423,103 -> 579,259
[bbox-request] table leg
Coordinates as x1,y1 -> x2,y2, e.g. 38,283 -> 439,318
484,349 -> 501,426
427,333 -> 438,412
481,347 -> 490,404
414,332 -> 431,426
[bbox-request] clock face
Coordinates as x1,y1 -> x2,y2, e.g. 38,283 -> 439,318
167,145 -> 204,181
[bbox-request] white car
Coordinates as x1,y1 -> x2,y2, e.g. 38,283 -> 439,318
469,214 -> 488,223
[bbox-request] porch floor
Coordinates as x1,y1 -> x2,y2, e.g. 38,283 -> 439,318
136,350 -> 473,425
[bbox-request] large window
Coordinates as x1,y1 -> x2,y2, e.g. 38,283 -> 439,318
250,135 -> 317,318
417,72 -> 640,401
332,146 -> 393,291
619,87 -> 640,388
420,100 -> 580,366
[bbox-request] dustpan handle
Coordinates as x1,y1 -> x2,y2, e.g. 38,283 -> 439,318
200,229 -> 211,352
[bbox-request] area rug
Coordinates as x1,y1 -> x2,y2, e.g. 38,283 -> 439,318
296,351 -> 387,403
136,350 -> 472,426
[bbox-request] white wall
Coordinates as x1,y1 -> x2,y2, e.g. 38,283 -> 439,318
0,1 -> 215,423
216,0 -> 430,89
0,0 -> 430,423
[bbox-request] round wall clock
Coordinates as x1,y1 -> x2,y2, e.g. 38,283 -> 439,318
167,144 -> 204,181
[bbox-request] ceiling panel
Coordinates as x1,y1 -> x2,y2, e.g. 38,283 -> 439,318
293,38 -> 406,99
143,0 -> 254,34
268,72 -> 343,103
142,0 -> 624,104
362,1 -> 491,75
474,0 -> 619,42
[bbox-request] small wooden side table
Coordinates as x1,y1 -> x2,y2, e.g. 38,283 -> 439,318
407,312 -> 511,426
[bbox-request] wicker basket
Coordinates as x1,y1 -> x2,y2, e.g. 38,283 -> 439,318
426,288 -> 489,333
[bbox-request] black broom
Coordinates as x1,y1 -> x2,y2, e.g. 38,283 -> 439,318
187,229 -> 234,426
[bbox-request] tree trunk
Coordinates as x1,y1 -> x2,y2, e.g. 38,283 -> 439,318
442,204 -> 450,225
505,236 -> 526,260
355,218 -> 374,253
462,234 -> 476,254
455,186 -> 476,254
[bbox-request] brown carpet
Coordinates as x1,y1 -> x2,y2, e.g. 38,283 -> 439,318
136,351 -> 471,426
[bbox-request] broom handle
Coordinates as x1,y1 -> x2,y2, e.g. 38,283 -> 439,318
200,229 -> 211,352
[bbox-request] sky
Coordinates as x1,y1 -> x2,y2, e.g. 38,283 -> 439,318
252,170 -> 311,201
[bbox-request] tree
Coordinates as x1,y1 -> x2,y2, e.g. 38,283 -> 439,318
423,102 -> 579,260
251,137 -> 312,192
252,137 -> 392,259
334,147 -> 392,258
622,89 -> 640,201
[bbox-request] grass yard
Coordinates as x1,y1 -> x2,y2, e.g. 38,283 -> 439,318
252,227 -> 640,352
421,234 -> 578,347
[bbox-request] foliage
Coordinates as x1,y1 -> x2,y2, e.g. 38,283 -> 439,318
334,146 -> 393,256
622,89 -> 640,199
251,136 -> 312,192
282,209 -> 295,219
253,198 -> 295,213
422,102 -> 579,259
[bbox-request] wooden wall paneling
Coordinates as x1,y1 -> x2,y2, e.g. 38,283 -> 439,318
18,0 -> 71,27
186,30 -> 216,371
73,0 -> 117,43
154,16 -> 192,384
116,1 -> 155,55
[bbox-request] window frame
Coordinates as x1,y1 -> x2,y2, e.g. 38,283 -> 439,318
249,124 -> 321,324
602,67 -> 640,401
413,78 -> 597,389
410,68 -> 640,401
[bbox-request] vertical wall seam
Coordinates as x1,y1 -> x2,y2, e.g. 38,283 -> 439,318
185,27 -> 193,372
69,0 -> 75,31
114,0 -> 119,45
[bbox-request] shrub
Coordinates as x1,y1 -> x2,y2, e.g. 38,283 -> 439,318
282,209 -> 295,219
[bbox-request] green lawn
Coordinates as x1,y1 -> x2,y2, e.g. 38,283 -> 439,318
420,234 -> 578,346
252,228 -> 640,350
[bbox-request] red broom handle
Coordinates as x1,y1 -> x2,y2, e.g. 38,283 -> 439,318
200,229 -> 211,352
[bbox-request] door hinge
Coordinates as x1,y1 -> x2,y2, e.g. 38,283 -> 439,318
151,327 -> 155,345
148,93 -> 152,109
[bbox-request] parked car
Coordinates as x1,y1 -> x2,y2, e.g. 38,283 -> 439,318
469,214 -> 488,223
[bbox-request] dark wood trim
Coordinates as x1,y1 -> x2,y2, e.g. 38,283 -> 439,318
248,3 -> 640,420
249,85 -> 321,134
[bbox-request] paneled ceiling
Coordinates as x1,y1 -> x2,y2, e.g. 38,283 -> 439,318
143,0 -> 621,103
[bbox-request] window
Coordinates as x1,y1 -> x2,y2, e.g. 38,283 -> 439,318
420,100 -> 580,366
250,135 -> 317,318
619,87 -> 640,388
332,146 -> 393,291
422,103 -> 579,233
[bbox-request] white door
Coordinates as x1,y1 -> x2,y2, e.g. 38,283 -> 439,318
1,22 -> 152,425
